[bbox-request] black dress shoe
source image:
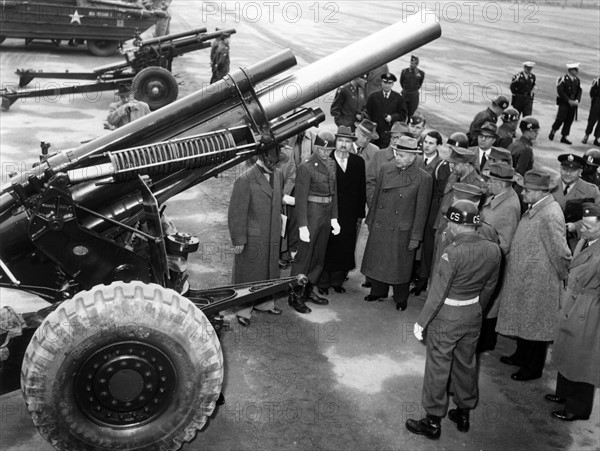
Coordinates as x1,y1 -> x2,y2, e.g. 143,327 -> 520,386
549,130 -> 555,141
594,138 -> 600,147
318,287 -> 329,295
267,307 -> 282,315
395,302 -> 407,311
411,279 -> 428,296
306,292 -> 329,305
448,408 -> 470,432
333,286 -> 345,293
551,410 -> 588,421
544,394 -> 566,404
499,355 -> 520,366
361,281 -> 372,288
364,294 -> 385,302
511,371 -> 540,381
288,291 -> 312,314
560,136 -> 572,145
405,415 -> 441,439
237,317 -> 250,327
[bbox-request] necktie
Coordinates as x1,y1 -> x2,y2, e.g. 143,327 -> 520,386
480,153 -> 487,172
384,92 -> 389,99
581,240 -> 589,251
357,146 -> 363,155
563,184 -> 570,196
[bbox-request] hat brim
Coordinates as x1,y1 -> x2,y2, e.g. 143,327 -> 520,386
475,130 -> 499,139
393,146 -> 421,154
354,123 -> 379,140
483,170 -> 516,182
336,133 -> 358,141
515,177 -> 557,191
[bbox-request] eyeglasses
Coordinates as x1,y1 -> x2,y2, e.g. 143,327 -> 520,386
479,135 -> 495,140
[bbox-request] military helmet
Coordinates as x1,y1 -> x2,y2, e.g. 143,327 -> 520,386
446,132 -> 469,149
314,130 -> 336,149
445,200 -> 481,226
583,148 -> 600,167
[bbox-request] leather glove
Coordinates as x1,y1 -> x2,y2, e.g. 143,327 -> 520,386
283,195 -> 295,206
414,322 -> 424,341
331,218 -> 341,235
299,226 -> 310,242
408,239 -> 420,251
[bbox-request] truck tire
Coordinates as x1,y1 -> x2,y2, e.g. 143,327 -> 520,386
21,281 -> 224,451
0,36 -> 5,44
87,39 -> 120,56
132,66 -> 179,111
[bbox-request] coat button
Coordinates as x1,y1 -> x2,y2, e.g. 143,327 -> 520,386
383,189 -> 388,193
398,194 -> 402,198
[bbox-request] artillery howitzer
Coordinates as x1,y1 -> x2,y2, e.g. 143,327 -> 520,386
0,14 -> 440,451
1,26 -> 236,112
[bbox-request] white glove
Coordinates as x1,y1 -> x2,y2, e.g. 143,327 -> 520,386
331,218 -> 341,235
299,226 -> 310,242
283,195 -> 296,206
414,323 -> 424,341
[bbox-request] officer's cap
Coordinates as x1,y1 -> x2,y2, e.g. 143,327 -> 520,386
501,108 -> 520,122
411,55 -> 419,63
519,116 -> 540,131
582,202 -> 600,218
492,95 -> 510,110
409,112 -> 426,126
566,62 -> 580,70
314,130 -> 336,149
523,61 -> 536,68
446,200 -> 481,226
381,72 -> 397,83
558,153 -> 586,170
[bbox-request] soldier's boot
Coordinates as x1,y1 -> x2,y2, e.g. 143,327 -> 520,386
593,138 -> 600,147
406,414 -> 441,439
288,286 -> 311,314
560,136 -> 572,145
582,134 -> 589,144
448,407 -> 470,432
548,129 -> 556,141
303,282 -> 329,305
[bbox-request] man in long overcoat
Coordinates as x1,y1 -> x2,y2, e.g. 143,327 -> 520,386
228,153 -> 284,326
361,136 -> 432,310
318,127 -> 366,293
496,170 -> 571,381
547,203 -> 600,422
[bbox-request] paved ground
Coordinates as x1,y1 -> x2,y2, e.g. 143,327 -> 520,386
1,1 -> 599,450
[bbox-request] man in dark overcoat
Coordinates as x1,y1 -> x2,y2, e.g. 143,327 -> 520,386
510,61 -> 536,117
547,203 -> 600,422
318,127 -> 366,293
228,153 -> 285,326
364,72 -> 406,149
361,136 -> 432,311
549,63 -> 582,145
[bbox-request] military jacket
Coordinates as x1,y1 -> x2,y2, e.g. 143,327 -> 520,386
400,67 -> 425,93
330,82 -> 366,128
510,71 -> 536,96
556,74 -> 582,105
294,152 -> 338,227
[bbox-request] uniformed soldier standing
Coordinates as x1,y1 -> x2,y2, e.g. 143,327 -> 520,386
582,76 -> 600,146
400,55 -> 425,119
330,77 -> 367,131
509,116 -> 540,176
407,200 -> 501,439
510,62 -> 536,117
210,31 -> 231,84
364,73 -> 406,149
549,63 -> 582,145
495,108 -> 520,149
289,131 -> 340,313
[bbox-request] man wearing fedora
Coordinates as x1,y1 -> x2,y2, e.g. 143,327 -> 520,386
469,121 -> 499,173
497,170 -> 571,381
509,116 -> 540,176
318,126 -> 366,294
467,95 -> 509,146
547,202 -> 600,422
364,72 -> 406,149
106,83 -> 151,129
510,62 -> 537,117
400,55 -> 425,120
549,63 -> 582,145
407,200 -> 501,439
228,153 -> 286,327
477,162 -> 522,353
289,130 -> 340,313
353,119 -> 380,167
361,136 -> 431,311
495,108 -> 520,149
552,153 -> 600,250
331,76 -> 367,131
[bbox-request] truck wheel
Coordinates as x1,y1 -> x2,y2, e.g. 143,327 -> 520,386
21,281 -> 224,451
0,36 -> 5,45
87,39 -> 120,56
132,66 -> 179,111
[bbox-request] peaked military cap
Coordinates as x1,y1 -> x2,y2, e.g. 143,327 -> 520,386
582,202 -> 600,218
558,153 -> 586,169
381,72 -> 397,83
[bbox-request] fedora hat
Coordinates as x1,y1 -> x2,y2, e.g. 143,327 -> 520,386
516,169 -> 555,191
444,146 -> 476,164
335,125 -> 357,141
453,183 -> 484,202
489,147 -> 512,165
354,119 -> 379,140
391,136 -> 420,154
486,162 -> 515,181
475,121 -> 498,138
388,121 -> 409,136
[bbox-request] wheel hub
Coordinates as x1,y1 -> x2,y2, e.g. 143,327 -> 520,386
75,341 -> 176,426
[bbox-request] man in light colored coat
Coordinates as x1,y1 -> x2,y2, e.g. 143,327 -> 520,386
496,170 -> 571,381
477,163 -> 521,352
547,203 -> 600,422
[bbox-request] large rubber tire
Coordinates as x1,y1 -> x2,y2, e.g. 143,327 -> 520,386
86,39 -> 120,56
132,66 -> 179,111
21,281 -> 223,451
0,36 -> 5,45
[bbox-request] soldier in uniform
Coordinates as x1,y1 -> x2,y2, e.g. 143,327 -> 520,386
361,136 -> 432,311
582,148 -> 600,188
400,55 -> 425,119
106,83 -> 151,129
406,200 -> 501,439
549,63 -> 582,145
330,76 -> 367,131
495,108 -> 519,149
467,95 -> 509,145
408,112 -> 427,149
364,73 -> 406,149
353,119 -> 379,167
143,0 -> 172,37
365,64 -> 389,99
210,31 -> 231,84
510,62 -> 536,117
547,203 -> 600,422
289,131 -> 340,314
582,76 -> 600,146
509,116 -> 540,176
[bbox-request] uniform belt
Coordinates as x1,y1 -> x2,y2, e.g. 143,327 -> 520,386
444,296 -> 479,306
307,195 -> 332,204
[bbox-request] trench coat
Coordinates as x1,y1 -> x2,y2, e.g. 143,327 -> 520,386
361,161 -> 432,284
228,165 -> 283,283
496,195 -> 571,341
553,238 -> 600,386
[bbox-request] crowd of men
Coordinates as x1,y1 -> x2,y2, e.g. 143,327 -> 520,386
223,56 -> 600,438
